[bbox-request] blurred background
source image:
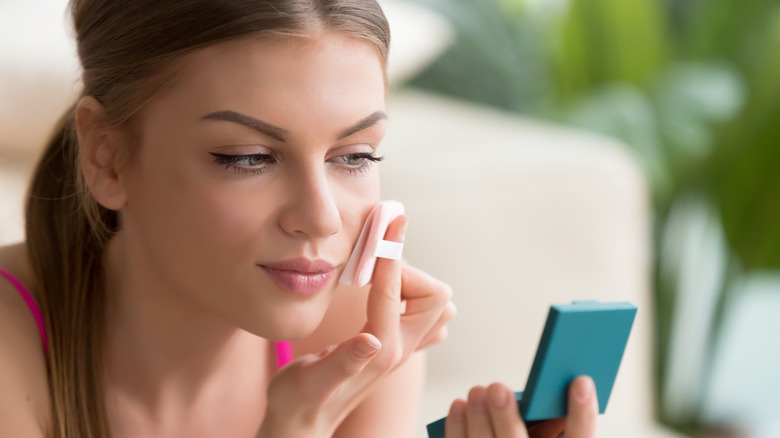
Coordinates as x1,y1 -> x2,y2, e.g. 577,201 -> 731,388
400,0 -> 780,436
1,1 -> 778,437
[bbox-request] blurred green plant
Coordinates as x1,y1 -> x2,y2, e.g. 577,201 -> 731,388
552,0 -> 668,99
410,0 -> 780,433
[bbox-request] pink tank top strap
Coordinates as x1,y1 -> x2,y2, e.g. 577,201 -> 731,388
0,266 -> 292,367
274,341 -> 293,369
0,267 -> 49,356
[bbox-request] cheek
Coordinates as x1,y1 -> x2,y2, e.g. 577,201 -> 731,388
188,190 -> 275,256
335,169 -> 381,228
123,148 -> 279,273
195,183 -> 275,236
151,187 -> 274,260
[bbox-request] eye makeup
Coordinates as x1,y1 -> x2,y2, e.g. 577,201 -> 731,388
209,152 -> 275,176
209,151 -> 384,176
327,152 -> 384,176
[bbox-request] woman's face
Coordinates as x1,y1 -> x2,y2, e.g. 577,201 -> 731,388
119,32 -> 387,340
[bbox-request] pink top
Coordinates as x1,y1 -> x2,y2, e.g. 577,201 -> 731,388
0,266 -> 48,355
0,267 -> 292,368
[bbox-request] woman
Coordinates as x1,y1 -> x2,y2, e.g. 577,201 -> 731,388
0,1 -> 597,437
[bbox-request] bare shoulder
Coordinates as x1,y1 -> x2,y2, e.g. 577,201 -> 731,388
0,242 -> 52,437
292,283 -> 370,356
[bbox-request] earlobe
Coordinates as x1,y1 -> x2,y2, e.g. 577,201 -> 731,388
75,96 -> 128,211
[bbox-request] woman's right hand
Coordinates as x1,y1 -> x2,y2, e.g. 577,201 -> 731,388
443,377 -> 599,438
257,215 -> 455,438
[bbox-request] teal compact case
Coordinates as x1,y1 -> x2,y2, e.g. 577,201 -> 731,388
426,300 -> 637,438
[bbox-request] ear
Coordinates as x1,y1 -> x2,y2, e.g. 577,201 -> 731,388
75,96 -> 128,211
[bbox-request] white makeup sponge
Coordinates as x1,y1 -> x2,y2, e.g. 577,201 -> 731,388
339,200 -> 405,286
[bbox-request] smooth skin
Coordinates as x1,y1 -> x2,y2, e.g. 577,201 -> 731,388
0,30 -> 596,438
0,31 -> 454,438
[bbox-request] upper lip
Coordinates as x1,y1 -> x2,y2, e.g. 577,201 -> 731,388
259,258 -> 336,274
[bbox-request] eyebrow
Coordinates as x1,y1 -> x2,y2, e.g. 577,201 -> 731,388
200,110 -> 388,142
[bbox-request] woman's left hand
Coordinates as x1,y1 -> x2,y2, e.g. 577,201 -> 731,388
259,216 -> 456,438
444,376 -> 598,438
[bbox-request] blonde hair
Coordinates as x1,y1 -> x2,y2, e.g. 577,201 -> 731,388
25,1 -> 390,436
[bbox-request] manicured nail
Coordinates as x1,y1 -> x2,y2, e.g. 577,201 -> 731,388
574,376 -> 594,404
488,385 -> 509,409
353,339 -> 381,359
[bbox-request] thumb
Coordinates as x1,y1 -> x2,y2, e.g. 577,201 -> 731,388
303,333 -> 382,400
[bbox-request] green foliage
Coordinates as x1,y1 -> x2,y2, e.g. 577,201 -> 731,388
409,0 -> 780,432
709,5 -> 780,270
412,0 -> 553,113
410,0 -> 780,266
553,0 -> 668,100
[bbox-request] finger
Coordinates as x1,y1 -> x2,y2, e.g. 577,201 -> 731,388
444,399 -> 468,438
466,386 -> 494,437
300,333 -> 382,401
399,266 -> 453,349
364,215 -> 407,340
417,326 -> 447,351
563,376 -> 599,438
401,266 -> 453,314
416,301 -> 456,350
486,383 -> 527,438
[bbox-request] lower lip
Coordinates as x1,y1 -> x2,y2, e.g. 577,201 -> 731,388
259,266 -> 335,296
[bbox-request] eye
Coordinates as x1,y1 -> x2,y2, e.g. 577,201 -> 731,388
328,152 -> 384,176
342,154 -> 367,166
333,152 -> 384,168
209,152 -> 275,175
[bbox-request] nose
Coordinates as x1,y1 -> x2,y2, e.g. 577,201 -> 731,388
279,166 -> 341,239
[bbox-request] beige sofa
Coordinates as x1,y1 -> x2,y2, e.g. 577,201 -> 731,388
0,1 -> 683,437
380,90 -> 684,437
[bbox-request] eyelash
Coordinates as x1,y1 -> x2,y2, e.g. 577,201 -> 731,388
209,152 -> 384,176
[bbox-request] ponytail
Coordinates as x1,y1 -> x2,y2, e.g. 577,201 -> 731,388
25,104 -> 114,438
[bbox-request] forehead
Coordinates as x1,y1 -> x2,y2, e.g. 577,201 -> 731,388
143,32 -> 387,131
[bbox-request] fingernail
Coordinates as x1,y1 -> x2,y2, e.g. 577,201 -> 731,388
400,215 -> 408,240
574,377 -> 594,404
488,385 -> 509,409
353,339 -> 381,359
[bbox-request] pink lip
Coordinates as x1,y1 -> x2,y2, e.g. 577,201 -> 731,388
258,258 -> 336,296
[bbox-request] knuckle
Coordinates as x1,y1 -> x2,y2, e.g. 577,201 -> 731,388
376,344 -> 404,371
380,281 -> 401,301
443,302 -> 457,320
422,328 -> 448,349
436,327 -> 448,344
340,359 -> 364,377
432,282 -> 453,308
388,344 -> 404,366
317,344 -> 338,359
441,282 -> 454,300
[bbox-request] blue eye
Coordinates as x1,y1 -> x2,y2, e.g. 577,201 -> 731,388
210,152 -> 274,175
209,151 -> 384,177
331,152 -> 384,175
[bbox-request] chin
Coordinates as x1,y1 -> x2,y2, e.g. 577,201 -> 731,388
274,326 -> 318,342
260,305 -> 330,342
238,277 -> 343,341
238,319 -> 317,343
